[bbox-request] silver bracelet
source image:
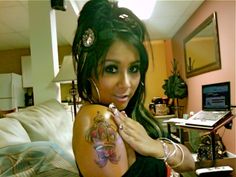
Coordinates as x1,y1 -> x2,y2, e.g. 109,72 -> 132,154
158,138 -> 177,162
171,143 -> 185,168
159,140 -> 170,161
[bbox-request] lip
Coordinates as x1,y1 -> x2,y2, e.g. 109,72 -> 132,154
113,95 -> 129,103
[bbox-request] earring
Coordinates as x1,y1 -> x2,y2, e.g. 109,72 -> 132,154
88,78 -> 101,103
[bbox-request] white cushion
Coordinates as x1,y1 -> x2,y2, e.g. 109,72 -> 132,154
0,118 -> 31,148
7,99 -> 74,157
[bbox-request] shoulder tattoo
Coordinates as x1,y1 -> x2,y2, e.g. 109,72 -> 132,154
86,111 -> 120,167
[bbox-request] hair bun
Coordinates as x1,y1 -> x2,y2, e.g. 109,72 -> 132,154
77,0 -> 145,42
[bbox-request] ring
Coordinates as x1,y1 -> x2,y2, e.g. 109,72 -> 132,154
119,124 -> 124,130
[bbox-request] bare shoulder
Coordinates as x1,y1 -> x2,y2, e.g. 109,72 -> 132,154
74,104 -> 117,133
72,104 -> 128,177
77,104 -> 115,122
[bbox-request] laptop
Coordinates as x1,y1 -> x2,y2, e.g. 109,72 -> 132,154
185,81 -> 231,128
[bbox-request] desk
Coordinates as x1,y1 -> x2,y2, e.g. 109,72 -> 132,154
182,157 -> 236,177
167,115 -> 235,160
166,119 -> 185,144
153,114 -> 176,134
179,115 -> 235,160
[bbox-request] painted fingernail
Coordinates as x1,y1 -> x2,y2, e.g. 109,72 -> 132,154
108,103 -> 119,116
109,103 -> 116,109
121,111 -> 128,117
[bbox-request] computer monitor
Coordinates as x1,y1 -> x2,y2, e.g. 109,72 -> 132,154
202,81 -> 231,111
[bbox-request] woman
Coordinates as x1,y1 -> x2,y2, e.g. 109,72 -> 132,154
72,0 -> 195,177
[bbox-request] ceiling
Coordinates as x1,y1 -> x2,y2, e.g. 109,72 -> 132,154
0,0 -> 204,51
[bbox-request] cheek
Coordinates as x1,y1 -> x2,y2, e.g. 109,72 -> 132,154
97,78 -> 116,95
97,74 -> 141,100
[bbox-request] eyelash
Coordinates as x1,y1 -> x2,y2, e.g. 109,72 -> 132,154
104,64 -> 140,74
104,65 -> 118,73
129,65 -> 140,73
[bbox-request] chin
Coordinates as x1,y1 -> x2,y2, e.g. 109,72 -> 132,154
102,100 -> 128,111
115,102 -> 128,111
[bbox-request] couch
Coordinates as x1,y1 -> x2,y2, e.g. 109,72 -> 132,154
0,99 -> 80,176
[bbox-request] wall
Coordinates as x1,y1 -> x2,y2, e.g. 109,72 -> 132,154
0,45 -> 71,74
0,48 -> 30,74
144,40 -> 170,109
172,0 -> 235,153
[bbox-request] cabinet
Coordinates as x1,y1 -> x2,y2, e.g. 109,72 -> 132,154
21,56 -> 32,88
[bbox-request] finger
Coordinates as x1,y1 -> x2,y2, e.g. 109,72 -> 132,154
118,130 -> 136,148
108,103 -> 125,124
121,111 -> 128,118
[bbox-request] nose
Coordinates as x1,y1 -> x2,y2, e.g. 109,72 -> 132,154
117,72 -> 131,89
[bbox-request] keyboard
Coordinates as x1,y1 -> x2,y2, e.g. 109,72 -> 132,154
192,111 -> 230,121
185,110 -> 231,127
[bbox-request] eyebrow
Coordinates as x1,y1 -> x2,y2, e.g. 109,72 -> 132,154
104,59 -> 141,65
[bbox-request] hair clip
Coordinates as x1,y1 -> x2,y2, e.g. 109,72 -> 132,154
118,13 -> 138,28
119,14 -> 128,19
82,28 -> 95,47
117,13 -> 143,41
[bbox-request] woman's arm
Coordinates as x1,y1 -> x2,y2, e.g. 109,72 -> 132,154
72,104 -> 130,177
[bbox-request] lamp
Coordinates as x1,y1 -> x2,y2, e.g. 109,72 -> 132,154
53,55 -> 77,117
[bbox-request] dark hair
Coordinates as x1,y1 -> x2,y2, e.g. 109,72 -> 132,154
72,0 -> 163,138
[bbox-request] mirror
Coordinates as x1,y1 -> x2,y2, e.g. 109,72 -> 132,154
184,12 -> 221,78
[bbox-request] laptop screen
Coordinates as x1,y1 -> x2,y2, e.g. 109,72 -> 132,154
202,81 -> 231,111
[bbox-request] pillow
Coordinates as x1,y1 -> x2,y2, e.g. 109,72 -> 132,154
0,118 -> 31,148
7,99 -> 74,157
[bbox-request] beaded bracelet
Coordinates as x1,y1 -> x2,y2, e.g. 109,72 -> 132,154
171,143 -> 185,168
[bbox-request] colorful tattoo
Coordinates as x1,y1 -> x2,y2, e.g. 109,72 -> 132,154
86,111 -> 120,167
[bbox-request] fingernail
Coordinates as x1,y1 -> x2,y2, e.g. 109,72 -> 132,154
108,103 -> 119,116
121,111 -> 128,117
109,103 -> 116,109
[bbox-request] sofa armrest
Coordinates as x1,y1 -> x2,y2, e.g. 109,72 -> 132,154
6,99 -> 74,157
0,118 -> 31,148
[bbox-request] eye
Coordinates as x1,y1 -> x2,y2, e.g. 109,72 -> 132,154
104,65 -> 118,74
129,64 -> 140,73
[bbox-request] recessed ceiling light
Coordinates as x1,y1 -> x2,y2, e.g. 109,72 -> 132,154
118,0 -> 156,20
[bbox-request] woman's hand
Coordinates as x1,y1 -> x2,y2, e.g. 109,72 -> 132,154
108,103 -> 195,172
109,104 -> 162,157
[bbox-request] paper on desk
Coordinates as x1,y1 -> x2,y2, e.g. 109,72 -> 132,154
163,118 -> 187,124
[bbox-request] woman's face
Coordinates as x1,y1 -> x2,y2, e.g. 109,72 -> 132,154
92,40 -> 141,110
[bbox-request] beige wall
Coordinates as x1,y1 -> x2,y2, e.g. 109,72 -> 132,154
0,48 -> 30,74
0,45 -> 71,74
60,83 -> 74,102
144,40 -> 170,109
0,45 -> 71,68
172,0 -> 235,153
